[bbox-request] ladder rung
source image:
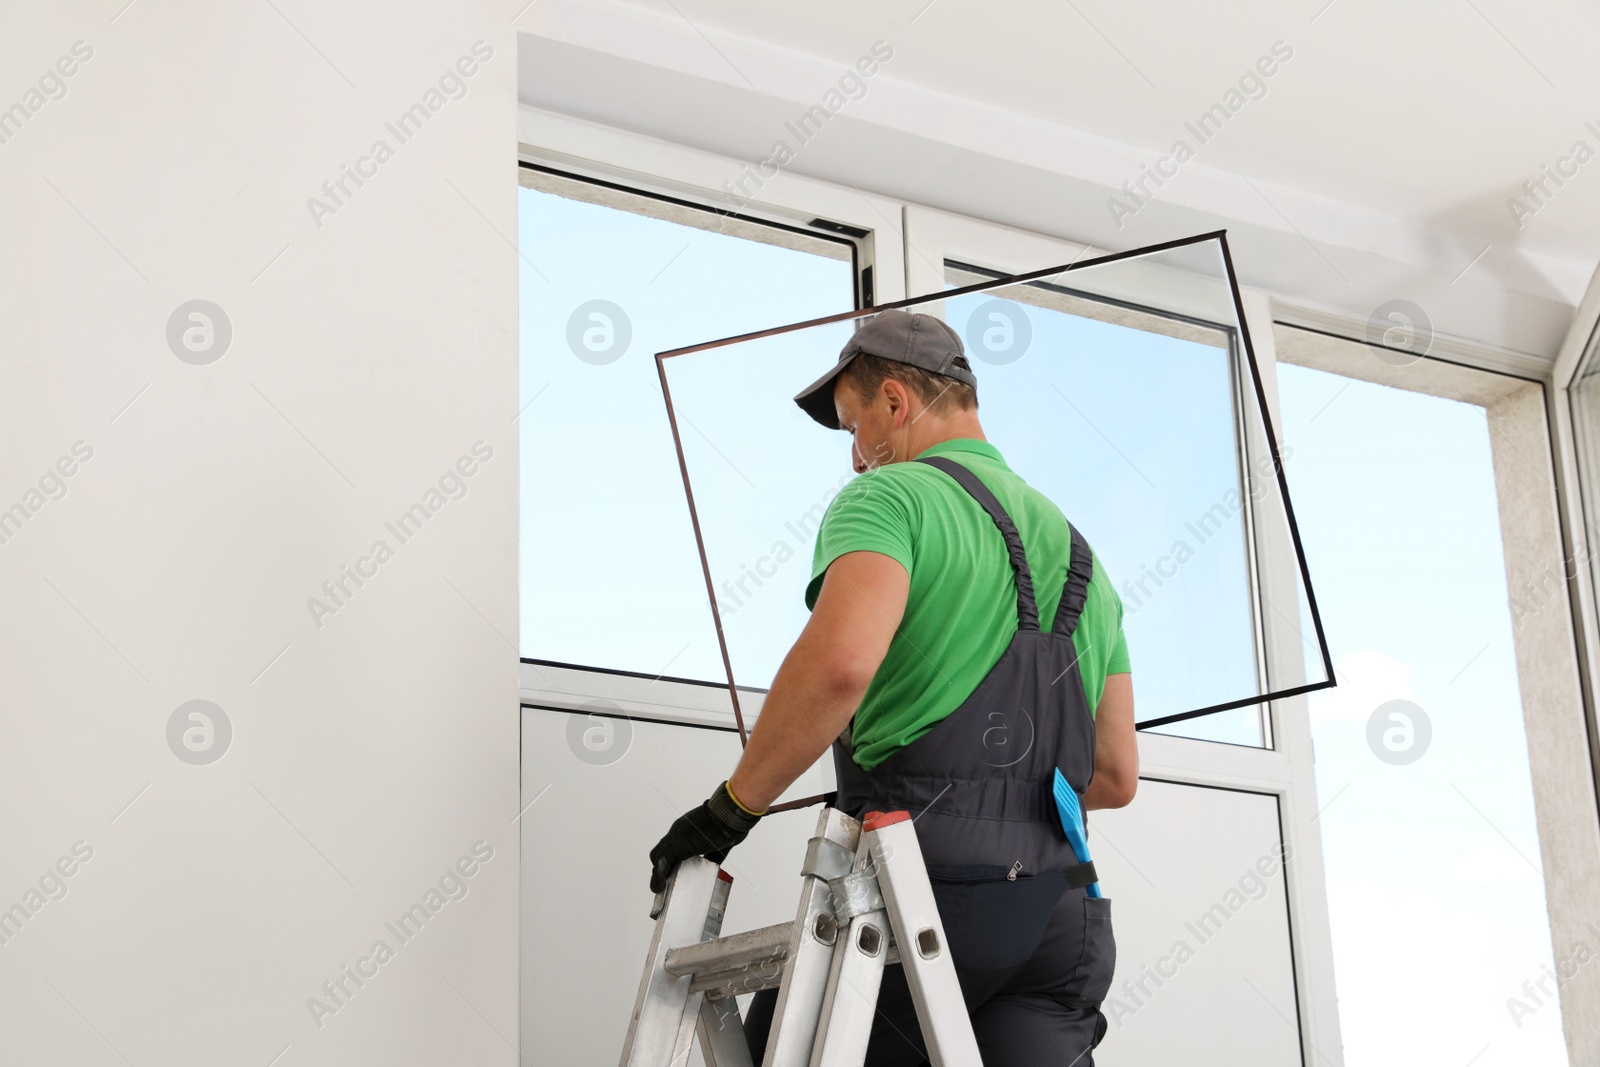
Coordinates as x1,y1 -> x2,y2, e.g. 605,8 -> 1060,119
663,921 -> 794,978
691,954 -> 788,999
689,938 -> 899,999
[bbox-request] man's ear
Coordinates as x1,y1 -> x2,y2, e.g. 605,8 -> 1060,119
884,378 -> 912,427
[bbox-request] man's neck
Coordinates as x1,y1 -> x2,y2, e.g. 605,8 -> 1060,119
903,415 -> 987,460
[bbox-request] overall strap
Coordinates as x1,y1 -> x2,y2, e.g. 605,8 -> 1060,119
1051,522 -> 1095,637
917,456 -> 1040,631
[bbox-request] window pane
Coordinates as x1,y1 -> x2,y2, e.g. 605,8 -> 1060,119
1566,335 -> 1600,608
518,171 -> 855,679
1280,362 -> 1568,1066
651,237 -> 1331,744
950,268 -> 1264,744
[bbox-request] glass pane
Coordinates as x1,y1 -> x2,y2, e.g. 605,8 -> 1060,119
518,170 -> 855,679
659,235 -> 1330,736
941,268 -> 1261,745
1280,362 -> 1568,1065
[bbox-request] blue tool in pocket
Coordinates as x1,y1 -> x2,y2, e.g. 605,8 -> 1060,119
1052,768 -> 1101,898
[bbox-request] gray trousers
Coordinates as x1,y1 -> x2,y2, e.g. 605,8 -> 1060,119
744,885 -> 1115,1066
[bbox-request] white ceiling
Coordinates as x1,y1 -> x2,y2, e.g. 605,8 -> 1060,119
519,0 -> 1600,359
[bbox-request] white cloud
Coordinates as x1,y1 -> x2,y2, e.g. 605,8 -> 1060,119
1324,876 -> 1568,1067
1448,843 -> 1541,886
1307,647 -> 1417,726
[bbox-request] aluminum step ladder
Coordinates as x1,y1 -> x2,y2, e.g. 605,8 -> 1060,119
619,807 -> 983,1067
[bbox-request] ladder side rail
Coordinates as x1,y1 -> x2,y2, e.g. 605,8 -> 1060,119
807,833 -> 891,1067
672,871 -> 735,1065
867,814 -> 983,1067
761,808 -> 862,1067
619,859 -> 729,1067
697,996 -> 756,1067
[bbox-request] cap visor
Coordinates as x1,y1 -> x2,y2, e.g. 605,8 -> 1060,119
793,362 -> 846,430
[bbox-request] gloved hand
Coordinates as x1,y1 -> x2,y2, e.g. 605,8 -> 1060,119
648,780 -> 765,894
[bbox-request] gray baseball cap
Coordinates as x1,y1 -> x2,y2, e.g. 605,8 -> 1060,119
793,309 -> 975,429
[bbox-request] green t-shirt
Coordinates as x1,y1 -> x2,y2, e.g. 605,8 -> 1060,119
806,438 -> 1131,771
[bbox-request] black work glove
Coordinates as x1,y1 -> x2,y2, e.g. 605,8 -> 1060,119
648,781 -> 764,894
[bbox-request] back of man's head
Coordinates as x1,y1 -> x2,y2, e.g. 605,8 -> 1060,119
839,350 -> 978,418
794,309 -> 979,430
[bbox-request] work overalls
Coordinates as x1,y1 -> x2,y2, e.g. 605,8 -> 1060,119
745,455 -> 1117,1065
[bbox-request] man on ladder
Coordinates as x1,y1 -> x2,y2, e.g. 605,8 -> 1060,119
648,309 -> 1139,1065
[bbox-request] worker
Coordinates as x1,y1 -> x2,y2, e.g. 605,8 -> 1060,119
648,308 -> 1138,1065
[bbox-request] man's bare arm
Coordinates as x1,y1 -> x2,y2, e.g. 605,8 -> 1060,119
726,551 -> 908,813
1083,672 -> 1137,810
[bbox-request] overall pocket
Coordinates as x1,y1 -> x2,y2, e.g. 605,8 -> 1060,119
926,865 -> 1068,973
1070,895 -> 1116,1008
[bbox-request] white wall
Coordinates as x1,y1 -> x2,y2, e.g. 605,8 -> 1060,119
0,6 -> 517,1065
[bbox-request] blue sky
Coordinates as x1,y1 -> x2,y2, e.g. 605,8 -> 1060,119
517,186 -> 852,684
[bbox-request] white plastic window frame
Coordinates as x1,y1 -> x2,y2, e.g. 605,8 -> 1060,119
1545,271 -> 1600,1065
1550,271 -> 1600,814
902,203 -> 1344,1067
515,106 -> 905,728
